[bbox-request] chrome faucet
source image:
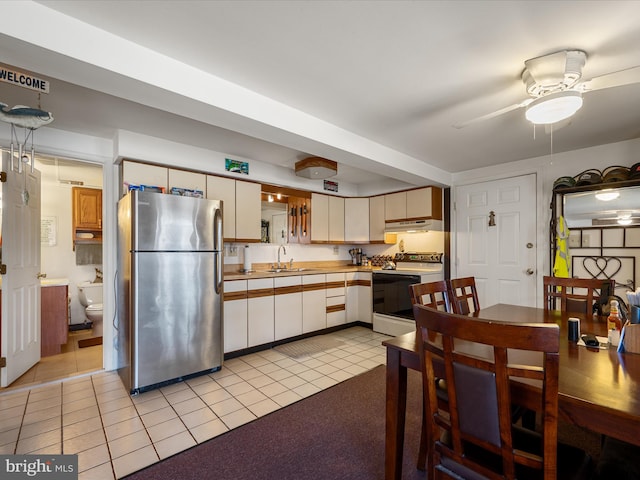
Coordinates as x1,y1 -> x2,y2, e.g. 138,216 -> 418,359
277,245 -> 287,268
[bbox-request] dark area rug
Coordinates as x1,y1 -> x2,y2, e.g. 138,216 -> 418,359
125,364 -> 427,480
124,364 -> 601,480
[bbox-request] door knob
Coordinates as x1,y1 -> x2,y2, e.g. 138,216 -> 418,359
526,268 -> 534,275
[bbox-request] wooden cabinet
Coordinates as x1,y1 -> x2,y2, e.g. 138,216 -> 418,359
274,276 -> 302,340
345,197 -> 369,243
223,280 -> 248,353
72,187 -> 102,246
41,285 -> 69,357
288,196 -> 311,244
311,193 -> 329,242
384,191 -> 407,222
247,278 -> 274,347
302,274 -> 326,333
328,196 -> 345,243
207,175 -> 236,241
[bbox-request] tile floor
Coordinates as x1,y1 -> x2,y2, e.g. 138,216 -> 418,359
0,326 -> 390,479
5,330 -> 103,389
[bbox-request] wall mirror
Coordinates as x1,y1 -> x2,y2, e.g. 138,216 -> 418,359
261,197 -> 287,244
563,185 -> 640,228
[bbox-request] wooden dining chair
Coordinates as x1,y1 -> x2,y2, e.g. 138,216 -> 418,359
449,276 -> 480,314
409,280 -> 453,312
413,304 -> 593,480
543,276 -> 614,314
408,280 -> 452,470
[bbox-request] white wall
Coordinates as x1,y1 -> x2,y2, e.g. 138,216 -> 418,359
38,158 -> 104,325
451,137 -> 640,296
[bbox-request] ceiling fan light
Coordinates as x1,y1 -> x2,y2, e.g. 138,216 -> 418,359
295,157 -> 337,179
525,90 -> 583,125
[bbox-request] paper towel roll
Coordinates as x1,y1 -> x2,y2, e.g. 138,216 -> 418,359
243,245 -> 252,272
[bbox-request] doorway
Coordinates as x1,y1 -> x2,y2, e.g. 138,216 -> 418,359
1,155 -> 104,390
454,174 -> 537,309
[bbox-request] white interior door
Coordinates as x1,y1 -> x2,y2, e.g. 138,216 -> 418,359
455,174 -> 537,309
1,151 -> 41,387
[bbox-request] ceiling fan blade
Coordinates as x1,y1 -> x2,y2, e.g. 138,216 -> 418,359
580,65 -> 640,92
453,99 -> 532,129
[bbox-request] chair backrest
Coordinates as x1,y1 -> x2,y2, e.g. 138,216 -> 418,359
543,276 -> 615,314
413,304 -> 560,480
449,276 -> 480,314
409,280 -> 452,312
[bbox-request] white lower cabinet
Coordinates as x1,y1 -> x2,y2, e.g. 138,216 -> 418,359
248,278 -> 275,347
346,272 -> 373,324
223,280 -> 248,353
274,276 -> 303,340
326,273 -> 346,327
302,274 -> 326,333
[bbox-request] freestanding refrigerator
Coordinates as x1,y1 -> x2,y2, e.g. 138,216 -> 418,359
117,190 -> 223,394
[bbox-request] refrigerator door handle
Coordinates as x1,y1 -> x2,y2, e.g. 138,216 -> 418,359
214,208 -> 223,294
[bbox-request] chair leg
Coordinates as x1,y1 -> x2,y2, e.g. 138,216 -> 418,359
417,402 -> 427,471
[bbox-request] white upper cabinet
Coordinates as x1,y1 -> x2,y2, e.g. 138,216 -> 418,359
311,193 -> 329,242
385,187 -> 442,221
328,196 -> 345,243
235,180 -> 261,242
407,187 -> 442,220
207,175 -> 236,241
169,170 -> 206,195
369,195 -> 386,242
384,191 -> 407,221
345,197 -> 369,243
122,160 -> 168,192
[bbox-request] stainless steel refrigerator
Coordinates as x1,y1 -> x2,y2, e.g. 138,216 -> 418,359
117,190 -> 223,394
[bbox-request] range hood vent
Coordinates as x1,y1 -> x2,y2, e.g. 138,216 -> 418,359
384,219 -> 442,233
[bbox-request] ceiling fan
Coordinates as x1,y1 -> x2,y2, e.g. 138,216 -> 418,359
453,49 -> 640,128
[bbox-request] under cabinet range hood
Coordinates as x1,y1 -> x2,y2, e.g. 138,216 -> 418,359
384,219 -> 443,233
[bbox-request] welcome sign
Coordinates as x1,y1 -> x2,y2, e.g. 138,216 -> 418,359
0,65 -> 50,93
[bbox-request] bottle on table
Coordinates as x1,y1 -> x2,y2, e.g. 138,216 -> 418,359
608,299 -> 622,346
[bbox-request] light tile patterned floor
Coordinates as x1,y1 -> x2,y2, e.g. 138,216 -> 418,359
0,327 -> 390,479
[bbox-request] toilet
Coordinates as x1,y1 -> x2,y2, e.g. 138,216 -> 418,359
77,281 -> 103,336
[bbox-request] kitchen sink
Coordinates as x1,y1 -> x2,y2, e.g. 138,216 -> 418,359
265,267 -> 311,273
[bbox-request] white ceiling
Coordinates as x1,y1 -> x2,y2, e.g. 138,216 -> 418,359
1,1 -> 640,189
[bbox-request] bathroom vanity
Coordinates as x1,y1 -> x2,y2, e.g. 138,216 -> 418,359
41,279 -> 70,357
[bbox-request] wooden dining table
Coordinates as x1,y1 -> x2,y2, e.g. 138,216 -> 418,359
383,303 -> 640,480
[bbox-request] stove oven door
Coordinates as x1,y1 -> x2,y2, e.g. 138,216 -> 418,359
372,272 -> 421,319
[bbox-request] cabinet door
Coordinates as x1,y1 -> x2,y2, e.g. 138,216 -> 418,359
122,160 -> 168,193
302,274 -> 326,333
235,181 -> 261,242
73,187 -> 102,229
248,278 -> 274,347
328,196 -> 345,243
345,197 -> 369,242
274,276 -> 302,340
207,176 -> 236,241
369,195 -> 386,242
384,191 -> 407,221
326,295 -> 346,327
406,187 -> 442,220
311,193 -> 329,242
223,280 -> 248,353
169,169 -> 206,195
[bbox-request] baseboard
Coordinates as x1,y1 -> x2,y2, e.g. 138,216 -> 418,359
69,322 -> 93,332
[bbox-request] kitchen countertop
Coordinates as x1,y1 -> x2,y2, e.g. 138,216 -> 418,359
0,277 -> 69,289
224,265 -> 376,281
